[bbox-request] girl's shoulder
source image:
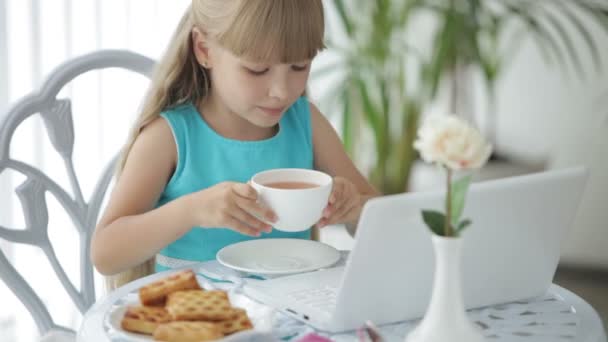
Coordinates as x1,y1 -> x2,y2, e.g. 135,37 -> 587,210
128,116 -> 177,171
161,102 -> 196,118
284,96 -> 313,125
139,116 -> 175,148
290,96 -> 311,114
159,103 -> 201,130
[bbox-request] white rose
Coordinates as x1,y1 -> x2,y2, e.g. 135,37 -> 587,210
413,114 -> 493,170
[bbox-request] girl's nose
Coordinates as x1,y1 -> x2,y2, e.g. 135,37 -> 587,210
268,75 -> 289,101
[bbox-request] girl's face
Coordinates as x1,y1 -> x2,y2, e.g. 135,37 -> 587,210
206,42 -> 311,128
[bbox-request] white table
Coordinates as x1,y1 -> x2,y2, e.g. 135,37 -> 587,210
78,259 -> 607,342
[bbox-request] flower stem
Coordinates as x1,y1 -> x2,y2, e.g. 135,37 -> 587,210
445,168 -> 452,236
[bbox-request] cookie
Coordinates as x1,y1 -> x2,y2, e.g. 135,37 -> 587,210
153,321 -> 224,341
120,305 -> 171,335
216,308 -> 254,335
165,290 -> 232,321
139,269 -> 201,306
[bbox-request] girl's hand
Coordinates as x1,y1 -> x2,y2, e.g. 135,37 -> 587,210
316,177 -> 362,228
189,182 -> 276,236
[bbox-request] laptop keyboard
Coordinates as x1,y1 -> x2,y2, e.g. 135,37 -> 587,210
285,285 -> 338,313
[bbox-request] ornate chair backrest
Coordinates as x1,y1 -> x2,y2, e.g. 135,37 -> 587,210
0,50 -> 154,336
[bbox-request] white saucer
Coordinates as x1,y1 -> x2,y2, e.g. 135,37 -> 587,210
216,238 -> 340,276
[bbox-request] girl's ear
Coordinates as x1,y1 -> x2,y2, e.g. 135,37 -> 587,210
192,27 -> 211,68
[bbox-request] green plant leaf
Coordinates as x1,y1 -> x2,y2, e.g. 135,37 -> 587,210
421,210 -> 447,236
503,25 -> 551,66
333,0 -> 354,37
428,6 -> 457,98
502,2 -> 568,72
397,0 -> 424,26
341,87 -> 354,156
469,22 -> 498,97
455,218 -> 472,235
450,175 -> 472,226
557,1 -> 602,73
379,80 -> 390,161
536,4 -> 585,79
356,78 -> 382,144
576,2 -> 608,34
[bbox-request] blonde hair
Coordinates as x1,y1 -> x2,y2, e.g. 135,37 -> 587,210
106,0 -> 325,290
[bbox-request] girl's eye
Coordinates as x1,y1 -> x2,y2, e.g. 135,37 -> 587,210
291,64 -> 309,72
246,67 -> 269,76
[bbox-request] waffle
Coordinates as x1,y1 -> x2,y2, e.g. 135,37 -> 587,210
216,308 -> 254,335
165,290 -> 232,321
139,269 -> 201,306
120,305 -> 172,335
153,321 -> 224,341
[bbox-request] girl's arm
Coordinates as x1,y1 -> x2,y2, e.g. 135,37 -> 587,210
310,102 -> 381,235
91,118 -> 192,275
91,118 -> 274,275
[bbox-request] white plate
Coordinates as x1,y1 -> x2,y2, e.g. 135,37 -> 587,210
216,238 -> 341,275
104,293 -> 275,341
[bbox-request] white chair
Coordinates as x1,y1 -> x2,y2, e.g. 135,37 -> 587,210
0,50 -> 154,341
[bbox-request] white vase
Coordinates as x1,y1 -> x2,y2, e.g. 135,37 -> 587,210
405,235 -> 485,342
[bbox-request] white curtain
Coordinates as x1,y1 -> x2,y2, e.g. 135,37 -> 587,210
0,1 -> 189,340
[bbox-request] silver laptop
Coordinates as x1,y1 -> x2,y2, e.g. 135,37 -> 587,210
243,167 -> 588,333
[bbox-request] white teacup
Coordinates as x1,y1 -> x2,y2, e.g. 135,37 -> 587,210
251,168 -> 333,232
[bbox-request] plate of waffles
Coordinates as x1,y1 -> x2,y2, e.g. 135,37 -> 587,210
216,238 -> 341,276
104,269 -> 275,341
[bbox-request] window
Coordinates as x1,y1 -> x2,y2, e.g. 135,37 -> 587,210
0,1 -> 189,340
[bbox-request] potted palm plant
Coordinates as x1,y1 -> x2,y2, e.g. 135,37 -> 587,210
416,0 -> 608,149
312,0 -> 423,195
312,0 -> 608,194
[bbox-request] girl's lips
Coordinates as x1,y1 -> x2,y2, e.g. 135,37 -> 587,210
258,106 -> 285,116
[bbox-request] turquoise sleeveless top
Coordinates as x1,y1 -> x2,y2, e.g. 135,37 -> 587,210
155,96 -> 313,271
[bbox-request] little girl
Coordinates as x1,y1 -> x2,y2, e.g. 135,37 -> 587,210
91,0 -> 379,289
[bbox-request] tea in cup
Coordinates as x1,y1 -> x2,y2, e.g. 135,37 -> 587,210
251,168 -> 332,232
